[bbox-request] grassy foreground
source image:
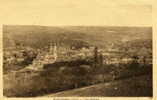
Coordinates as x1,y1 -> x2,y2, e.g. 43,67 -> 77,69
3,62 -> 152,97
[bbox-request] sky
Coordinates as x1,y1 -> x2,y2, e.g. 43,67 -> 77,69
0,0 -> 152,26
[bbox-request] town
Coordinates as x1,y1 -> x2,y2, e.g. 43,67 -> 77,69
3,25 -> 152,97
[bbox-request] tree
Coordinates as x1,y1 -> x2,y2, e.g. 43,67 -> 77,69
94,46 -> 98,67
143,56 -> 147,66
129,55 -> 139,69
99,53 -> 103,66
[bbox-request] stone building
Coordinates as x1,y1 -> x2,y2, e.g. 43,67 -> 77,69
28,43 -> 58,70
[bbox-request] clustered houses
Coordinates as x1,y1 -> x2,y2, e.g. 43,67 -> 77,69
3,45 -> 36,66
27,43 -> 57,70
25,44 -> 96,70
4,41 -> 151,71
55,46 -> 93,62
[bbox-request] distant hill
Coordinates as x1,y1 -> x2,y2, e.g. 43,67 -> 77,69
3,25 -> 152,49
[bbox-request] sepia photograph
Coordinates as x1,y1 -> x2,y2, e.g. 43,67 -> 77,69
1,0 -> 153,98
3,26 -> 152,97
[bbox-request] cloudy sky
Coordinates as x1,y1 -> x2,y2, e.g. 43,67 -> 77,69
0,0 -> 152,26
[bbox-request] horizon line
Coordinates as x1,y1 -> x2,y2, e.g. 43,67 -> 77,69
3,24 -> 152,28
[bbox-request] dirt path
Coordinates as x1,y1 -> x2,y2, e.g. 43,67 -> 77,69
42,75 -> 152,97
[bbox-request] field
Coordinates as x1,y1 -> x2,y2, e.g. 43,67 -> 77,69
3,25 -> 152,97
44,75 -> 152,97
